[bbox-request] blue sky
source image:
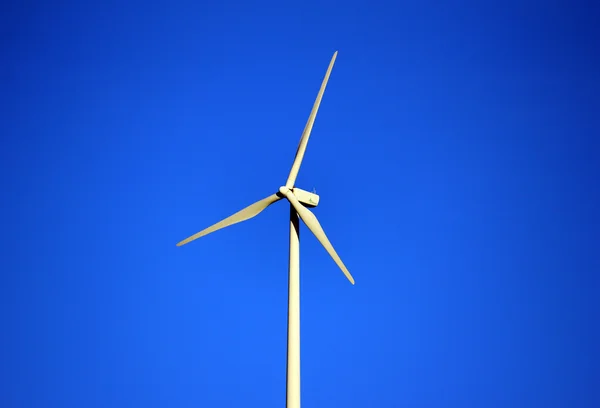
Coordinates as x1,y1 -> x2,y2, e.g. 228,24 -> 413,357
1,1 -> 599,407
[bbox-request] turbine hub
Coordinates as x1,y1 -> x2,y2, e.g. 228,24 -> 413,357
278,186 -> 290,196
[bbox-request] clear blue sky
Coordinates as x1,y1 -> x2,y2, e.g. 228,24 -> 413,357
1,1 -> 599,407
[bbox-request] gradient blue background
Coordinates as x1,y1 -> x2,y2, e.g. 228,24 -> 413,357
1,1 -> 599,407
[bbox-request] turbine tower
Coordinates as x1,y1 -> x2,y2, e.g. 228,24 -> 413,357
176,51 -> 353,408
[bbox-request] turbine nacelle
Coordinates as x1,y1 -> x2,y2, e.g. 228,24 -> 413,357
292,187 -> 320,208
278,186 -> 320,208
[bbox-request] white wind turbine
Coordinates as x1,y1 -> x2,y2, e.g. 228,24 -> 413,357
176,51 -> 353,408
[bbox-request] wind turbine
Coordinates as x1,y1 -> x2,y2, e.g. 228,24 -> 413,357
176,51 -> 353,408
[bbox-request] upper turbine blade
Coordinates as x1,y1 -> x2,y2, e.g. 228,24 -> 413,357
285,51 -> 338,189
284,190 -> 355,284
176,193 -> 282,246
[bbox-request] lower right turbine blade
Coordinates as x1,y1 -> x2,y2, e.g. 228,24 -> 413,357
285,191 -> 355,284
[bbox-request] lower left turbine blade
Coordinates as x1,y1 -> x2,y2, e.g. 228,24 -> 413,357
176,193 -> 282,246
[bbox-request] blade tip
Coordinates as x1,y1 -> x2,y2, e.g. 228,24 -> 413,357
346,273 -> 355,285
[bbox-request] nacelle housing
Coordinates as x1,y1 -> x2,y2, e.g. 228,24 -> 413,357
292,188 -> 320,208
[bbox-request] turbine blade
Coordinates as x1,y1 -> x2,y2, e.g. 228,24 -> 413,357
176,193 -> 282,246
285,191 -> 355,284
285,51 -> 338,189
